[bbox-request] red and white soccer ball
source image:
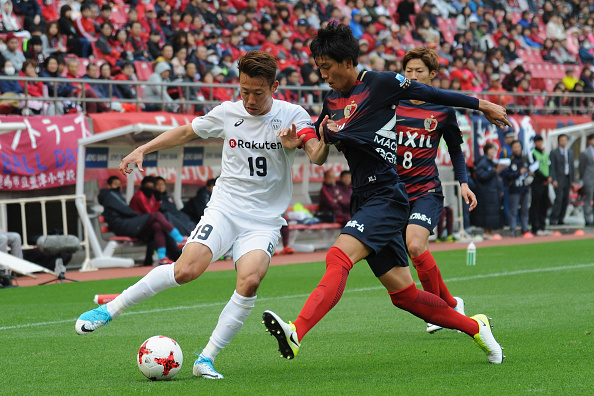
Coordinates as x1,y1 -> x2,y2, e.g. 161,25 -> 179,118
137,335 -> 183,380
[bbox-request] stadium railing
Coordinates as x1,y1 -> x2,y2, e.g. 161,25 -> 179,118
0,194 -> 93,271
2,76 -> 593,116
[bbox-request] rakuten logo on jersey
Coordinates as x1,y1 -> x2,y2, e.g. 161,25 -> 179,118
229,139 -> 282,150
409,212 -> 432,225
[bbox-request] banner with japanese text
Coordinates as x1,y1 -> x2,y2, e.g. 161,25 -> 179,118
88,112 -> 194,133
0,114 -> 90,190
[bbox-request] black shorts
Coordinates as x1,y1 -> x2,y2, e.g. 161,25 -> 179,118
407,193 -> 444,235
341,182 -> 410,277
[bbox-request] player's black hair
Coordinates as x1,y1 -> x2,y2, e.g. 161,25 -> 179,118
310,23 -> 360,66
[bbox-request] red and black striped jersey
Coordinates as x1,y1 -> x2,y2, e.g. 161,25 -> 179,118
314,70 -> 477,192
396,100 -> 463,201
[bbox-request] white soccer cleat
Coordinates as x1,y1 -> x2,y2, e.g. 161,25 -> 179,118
426,322 -> 443,334
193,354 -> 224,379
472,314 -> 504,364
453,297 -> 465,315
262,310 -> 300,359
75,305 -> 112,335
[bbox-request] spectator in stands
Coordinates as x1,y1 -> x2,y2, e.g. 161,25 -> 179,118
0,226 -> 22,259
499,129 -> 515,159
154,176 -> 195,236
449,56 -> 475,91
130,176 -> 161,214
527,23 -> 544,48
181,61 -> 201,102
13,0 -> 42,31
142,60 -> 176,112
98,176 -> 180,265
396,0 -> 415,27
111,60 -> 137,101
96,4 -> 113,28
546,13 -> 565,41
65,57 -> 110,114
0,0 -> 26,36
96,22 -> 121,66
154,43 -> 174,69
501,140 -> 532,237
112,28 -> 134,64
171,46 -> 188,79
18,58 -> 45,114
0,58 -> 22,94
580,67 -> 594,92
128,21 -> 149,60
515,78 -> 532,113
39,54 -> 72,114
82,61 -> 108,97
578,39 -> 594,64
23,34 -> 44,64
562,67 -> 579,91
147,29 -> 163,61
549,134 -> 575,226
529,134 -> 552,236
41,20 -> 67,56
1,32 -> 24,71
182,178 -> 216,224
337,169 -> 352,205
349,9 -> 364,39
578,134 -> 594,226
318,169 -> 351,227
541,38 -> 555,62
74,3 -> 97,43
502,65 -> 525,92
59,4 -> 89,58
473,142 -> 505,239
551,38 -> 578,64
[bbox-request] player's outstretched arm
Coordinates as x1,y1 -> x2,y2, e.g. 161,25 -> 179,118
460,183 -> 477,211
119,124 -> 196,175
304,115 -> 334,165
478,99 -> 512,129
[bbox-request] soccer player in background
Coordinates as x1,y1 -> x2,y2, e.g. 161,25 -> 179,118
75,51 -> 330,379
263,23 -> 508,364
396,47 -> 473,333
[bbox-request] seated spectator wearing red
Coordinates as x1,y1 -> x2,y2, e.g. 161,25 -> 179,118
318,169 -> 351,227
292,19 -> 311,43
201,66 -> 233,102
485,73 -> 513,107
74,3 -> 97,43
128,21 -> 150,60
449,56 -> 475,91
140,4 -> 164,39
96,22 -> 121,66
18,58 -> 45,114
130,176 -> 161,215
515,78 -> 532,111
261,29 -> 288,59
113,60 -> 139,100
501,65 -> 525,92
96,4 -> 114,29
112,28 -> 134,64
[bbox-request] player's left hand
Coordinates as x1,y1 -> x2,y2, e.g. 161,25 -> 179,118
478,99 -> 512,129
460,183 -> 477,211
277,123 -> 305,149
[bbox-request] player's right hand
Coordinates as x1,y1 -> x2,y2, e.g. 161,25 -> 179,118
119,149 -> 144,175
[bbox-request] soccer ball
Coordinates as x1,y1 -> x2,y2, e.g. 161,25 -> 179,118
137,335 -> 183,380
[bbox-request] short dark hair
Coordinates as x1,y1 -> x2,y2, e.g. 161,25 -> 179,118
141,176 -> 156,186
310,23 -> 360,66
340,170 -> 351,178
483,142 -> 495,154
511,139 -> 522,147
107,176 -> 121,186
237,50 -> 278,87
587,133 -> 594,141
557,133 -> 568,142
155,176 -> 165,183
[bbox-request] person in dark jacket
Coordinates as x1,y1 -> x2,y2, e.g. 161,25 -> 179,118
13,0 -> 43,31
473,143 -> 505,238
318,169 -> 351,226
181,178 -> 216,224
529,134 -> 552,235
501,140 -> 533,237
154,176 -> 195,236
98,176 -> 180,265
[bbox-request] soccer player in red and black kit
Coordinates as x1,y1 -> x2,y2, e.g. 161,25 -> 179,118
263,23 -> 508,364
397,47 -> 475,334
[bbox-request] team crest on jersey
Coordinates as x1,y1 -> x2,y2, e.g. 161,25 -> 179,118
424,115 -> 438,132
344,100 -> 357,118
271,118 -> 282,131
395,73 -> 411,89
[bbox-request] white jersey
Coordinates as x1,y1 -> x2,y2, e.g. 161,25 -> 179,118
191,99 -> 314,226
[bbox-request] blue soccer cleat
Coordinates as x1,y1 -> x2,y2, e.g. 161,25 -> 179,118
75,305 -> 112,335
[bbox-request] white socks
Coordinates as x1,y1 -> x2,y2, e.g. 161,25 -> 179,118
201,290 -> 256,362
106,264 -> 179,318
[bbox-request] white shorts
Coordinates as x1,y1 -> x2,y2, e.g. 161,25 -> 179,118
186,207 -> 281,264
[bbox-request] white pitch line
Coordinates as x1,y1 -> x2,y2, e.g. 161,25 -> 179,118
1,263 -> 593,332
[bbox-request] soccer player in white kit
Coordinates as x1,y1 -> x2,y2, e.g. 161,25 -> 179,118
74,51 -> 330,379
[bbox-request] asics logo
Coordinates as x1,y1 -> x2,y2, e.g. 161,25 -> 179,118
234,119 -> 244,127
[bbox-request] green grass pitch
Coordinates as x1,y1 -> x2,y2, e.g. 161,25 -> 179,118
1,239 -> 593,395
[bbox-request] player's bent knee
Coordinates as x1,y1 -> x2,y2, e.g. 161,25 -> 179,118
407,241 -> 426,258
173,259 -> 207,284
236,273 -> 262,296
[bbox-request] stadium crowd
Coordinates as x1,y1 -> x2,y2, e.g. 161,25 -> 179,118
1,0 -> 594,115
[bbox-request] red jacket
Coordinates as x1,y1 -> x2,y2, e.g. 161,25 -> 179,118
130,190 -> 160,215
74,16 -> 97,41
18,71 -> 44,97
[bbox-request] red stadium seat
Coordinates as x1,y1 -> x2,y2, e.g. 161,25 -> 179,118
134,60 -> 153,81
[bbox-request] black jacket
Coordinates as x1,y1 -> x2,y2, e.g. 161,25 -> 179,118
98,189 -> 150,238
